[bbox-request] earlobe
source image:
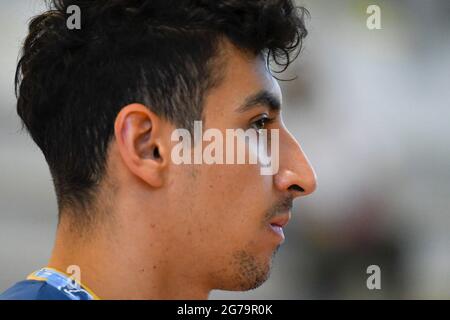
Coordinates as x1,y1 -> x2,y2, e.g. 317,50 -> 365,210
114,103 -> 167,188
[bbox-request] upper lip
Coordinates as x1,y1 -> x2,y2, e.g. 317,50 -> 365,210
269,213 -> 291,228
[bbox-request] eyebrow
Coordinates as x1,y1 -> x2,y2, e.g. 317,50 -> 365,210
235,90 -> 281,114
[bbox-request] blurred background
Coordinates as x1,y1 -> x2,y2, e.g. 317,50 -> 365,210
1,0 -> 449,299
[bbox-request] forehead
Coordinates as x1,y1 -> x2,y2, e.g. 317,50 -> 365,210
203,42 -> 282,122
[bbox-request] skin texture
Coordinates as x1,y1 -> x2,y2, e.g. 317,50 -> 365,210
48,41 -> 317,299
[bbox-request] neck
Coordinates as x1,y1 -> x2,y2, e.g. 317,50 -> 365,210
47,217 -> 211,300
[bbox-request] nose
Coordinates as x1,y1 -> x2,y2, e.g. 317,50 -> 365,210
274,130 -> 317,199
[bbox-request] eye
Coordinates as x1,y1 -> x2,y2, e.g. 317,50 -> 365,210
250,115 -> 275,133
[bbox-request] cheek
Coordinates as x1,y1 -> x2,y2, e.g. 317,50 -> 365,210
168,154 -> 274,256
193,163 -> 272,242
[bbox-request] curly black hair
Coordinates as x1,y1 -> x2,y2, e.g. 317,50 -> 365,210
16,0 -> 308,218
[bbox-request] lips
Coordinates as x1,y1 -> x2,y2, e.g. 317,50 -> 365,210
268,213 -> 291,242
269,213 -> 291,228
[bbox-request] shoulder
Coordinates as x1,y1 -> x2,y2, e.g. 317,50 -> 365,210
0,280 -> 70,300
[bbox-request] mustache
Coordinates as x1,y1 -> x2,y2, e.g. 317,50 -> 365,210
264,196 -> 293,222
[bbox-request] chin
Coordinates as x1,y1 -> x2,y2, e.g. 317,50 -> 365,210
225,249 -> 273,291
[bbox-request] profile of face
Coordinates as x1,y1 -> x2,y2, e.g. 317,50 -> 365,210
112,41 -> 317,293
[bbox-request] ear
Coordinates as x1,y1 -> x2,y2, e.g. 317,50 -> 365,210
114,103 -> 169,188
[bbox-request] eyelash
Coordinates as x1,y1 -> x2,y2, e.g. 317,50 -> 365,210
250,115 -> 275,132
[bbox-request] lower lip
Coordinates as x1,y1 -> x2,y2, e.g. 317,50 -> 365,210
269,224 -> 285,242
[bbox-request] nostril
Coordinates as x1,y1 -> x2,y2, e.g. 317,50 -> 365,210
288,184 -> 304,193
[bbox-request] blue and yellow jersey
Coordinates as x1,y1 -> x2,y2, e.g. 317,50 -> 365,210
0,267 -> 100,300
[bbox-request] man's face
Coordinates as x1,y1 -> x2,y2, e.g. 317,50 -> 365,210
165,43 -> 317,291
